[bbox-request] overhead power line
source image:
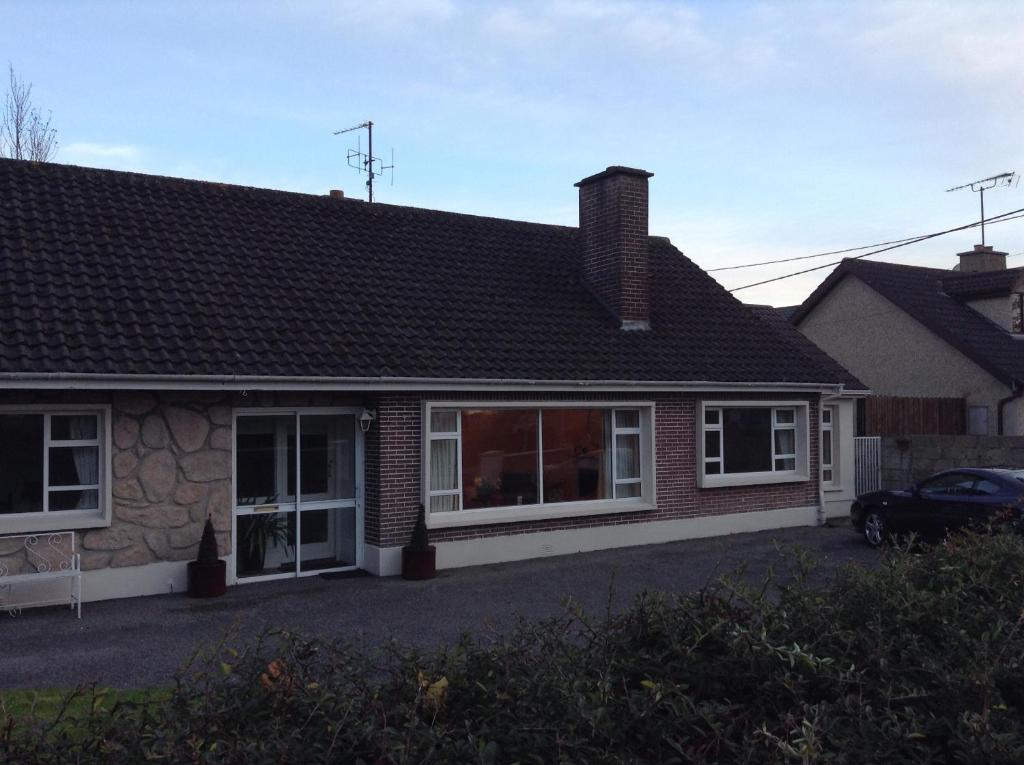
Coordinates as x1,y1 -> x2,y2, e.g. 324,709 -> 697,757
726,208 -> 1024,293
707,233 -> 929,272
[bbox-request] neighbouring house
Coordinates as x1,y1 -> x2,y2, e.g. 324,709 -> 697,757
746,306 -> 870,519
0,159 -> 860,603
791,246 -> 1024,437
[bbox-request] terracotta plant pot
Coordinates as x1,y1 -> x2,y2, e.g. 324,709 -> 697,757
187,559 -> 227,598
402,546 -> 437,580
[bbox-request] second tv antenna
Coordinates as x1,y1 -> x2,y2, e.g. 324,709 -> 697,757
946,171 -> 1017,246
333,120 -> 394,203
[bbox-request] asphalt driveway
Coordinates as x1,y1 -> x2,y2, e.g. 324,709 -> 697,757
0,524 -> 877,689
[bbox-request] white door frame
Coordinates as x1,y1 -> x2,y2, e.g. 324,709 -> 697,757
230,407 -> 365,585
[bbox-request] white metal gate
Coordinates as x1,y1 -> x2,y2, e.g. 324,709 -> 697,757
854,436 -> 881,496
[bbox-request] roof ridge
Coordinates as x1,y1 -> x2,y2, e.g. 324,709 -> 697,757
941,265 -> 1024,280
843,257 -> 949,274
0,156 -> 584,233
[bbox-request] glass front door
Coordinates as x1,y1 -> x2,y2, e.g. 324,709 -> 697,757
233,410 -> 361,581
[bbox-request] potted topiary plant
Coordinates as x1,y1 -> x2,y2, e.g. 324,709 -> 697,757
402,505 -> 436,580
187,517 -> 226,598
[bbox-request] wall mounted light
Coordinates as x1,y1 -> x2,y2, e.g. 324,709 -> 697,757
359,408 -> 377,433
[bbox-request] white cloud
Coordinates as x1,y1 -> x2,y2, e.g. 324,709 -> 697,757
473,1 -> 785,83
854,1 -> 1024,86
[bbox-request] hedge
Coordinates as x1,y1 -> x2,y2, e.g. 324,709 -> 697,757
4,529 -> 1024,763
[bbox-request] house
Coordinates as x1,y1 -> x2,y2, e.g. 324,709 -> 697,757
791,246 -> 1024,436
0,159 -> 858,602
746,305 -> 869,519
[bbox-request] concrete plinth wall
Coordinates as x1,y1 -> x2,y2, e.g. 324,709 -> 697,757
881,435 -> 1024,488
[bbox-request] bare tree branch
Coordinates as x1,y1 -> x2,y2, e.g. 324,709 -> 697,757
1,64 -> 58,162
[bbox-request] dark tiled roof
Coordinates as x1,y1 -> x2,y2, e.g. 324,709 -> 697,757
774,305 -> 800,320
0,158 -> 842,385
941,266 -> 1024,299
746,305 -> 868,392
792,258 -> 1024,387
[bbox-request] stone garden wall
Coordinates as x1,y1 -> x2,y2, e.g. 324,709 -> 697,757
881,435 -> 1024,489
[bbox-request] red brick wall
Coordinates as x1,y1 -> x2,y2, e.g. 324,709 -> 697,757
366,391 -> 820,548
577,169 -> 651,324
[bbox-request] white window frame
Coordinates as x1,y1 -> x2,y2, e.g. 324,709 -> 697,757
423,401 -> 656,528
0,404 -> 112,534
427,409 -> 462,513
820,405 -> 836,487
697,400 -> 810,489
612,409 -> 643,499
231,407 -> 365,583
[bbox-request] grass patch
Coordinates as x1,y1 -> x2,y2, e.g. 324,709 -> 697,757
0,687 -> 168,722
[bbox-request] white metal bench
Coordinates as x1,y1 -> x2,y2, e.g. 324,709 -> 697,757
0,532 -> 82,618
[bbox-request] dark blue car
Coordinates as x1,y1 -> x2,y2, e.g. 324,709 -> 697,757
851,468 -> 1024,547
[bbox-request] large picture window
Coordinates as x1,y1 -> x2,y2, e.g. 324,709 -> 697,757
0,409 -> 108,532
425,404 -> 653,526
699,402 -> 809,488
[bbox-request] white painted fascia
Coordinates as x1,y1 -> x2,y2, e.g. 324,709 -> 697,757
0,372 -> 845,395
823,388 -> 872,400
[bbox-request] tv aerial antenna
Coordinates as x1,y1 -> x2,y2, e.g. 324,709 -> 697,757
945,171 -> 1017,246
333,120 -> 394,203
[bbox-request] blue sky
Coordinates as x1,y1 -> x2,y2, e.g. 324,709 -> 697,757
3,0 -> 1022,305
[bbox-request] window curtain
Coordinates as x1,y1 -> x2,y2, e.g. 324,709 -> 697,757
430,439 -> 458,512
69,416 -> 99,508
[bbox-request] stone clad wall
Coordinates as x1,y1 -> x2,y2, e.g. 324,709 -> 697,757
81,392 -> 233,570
0,389 -> 368,578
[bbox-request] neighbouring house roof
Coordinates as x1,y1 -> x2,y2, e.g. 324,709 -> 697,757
0,158 -> 847,387
940,266 -> 1024,300
791,258 -> 1024,388
746,305 -> 869,394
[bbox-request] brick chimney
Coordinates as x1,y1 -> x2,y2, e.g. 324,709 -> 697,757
958,244 -> 1007,273
575,166 -> 654,330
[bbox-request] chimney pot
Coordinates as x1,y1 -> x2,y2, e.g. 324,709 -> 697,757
329,189 -> 345,199
958,243 -> 1007,273
575,166 -> 654,329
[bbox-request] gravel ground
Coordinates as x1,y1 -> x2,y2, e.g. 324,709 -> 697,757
0,523 -> 877,689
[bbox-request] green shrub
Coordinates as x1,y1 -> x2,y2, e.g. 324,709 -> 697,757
407,504 -> 431,551
5,530 -> 1024,763
196,516 -> 220,565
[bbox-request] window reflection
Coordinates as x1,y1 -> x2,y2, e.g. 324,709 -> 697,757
542,409 -> 610,503
462,409 -> 539,509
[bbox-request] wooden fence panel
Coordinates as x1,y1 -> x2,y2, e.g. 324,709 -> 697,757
864,396 -> 964,436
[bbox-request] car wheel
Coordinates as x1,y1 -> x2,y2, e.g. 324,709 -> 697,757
864,511 -> 887,547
